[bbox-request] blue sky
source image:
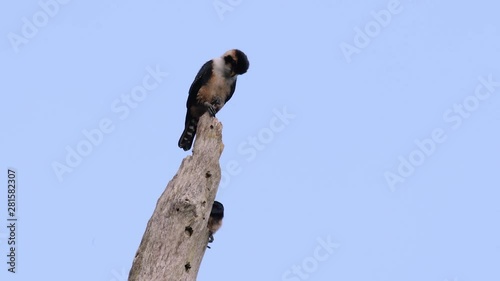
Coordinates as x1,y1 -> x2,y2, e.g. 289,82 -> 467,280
1,0 -> 499,280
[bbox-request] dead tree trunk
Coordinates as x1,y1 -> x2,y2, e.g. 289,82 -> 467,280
129,114 -> 224,281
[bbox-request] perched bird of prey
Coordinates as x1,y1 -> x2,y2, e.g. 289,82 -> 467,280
207,200 -> 224,246
178,49 -> 249,151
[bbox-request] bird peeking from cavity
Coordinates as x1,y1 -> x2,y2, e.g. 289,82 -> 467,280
178,49 -> 249,151
207,201 -> 224,248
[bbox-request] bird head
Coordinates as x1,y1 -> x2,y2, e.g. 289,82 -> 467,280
223,49 -> 249,77
210,201 -> 224,220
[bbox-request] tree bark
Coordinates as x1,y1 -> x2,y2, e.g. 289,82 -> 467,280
129,114 -> 224,281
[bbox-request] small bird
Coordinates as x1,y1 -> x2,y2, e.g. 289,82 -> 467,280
178,49 -> 249,151
207,201 -> 224,246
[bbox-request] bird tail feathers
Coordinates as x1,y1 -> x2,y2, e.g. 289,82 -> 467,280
178,113 -> 198,151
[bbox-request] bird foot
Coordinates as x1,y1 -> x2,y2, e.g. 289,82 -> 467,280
203,102 -> 217,117
206,233 -> 214,249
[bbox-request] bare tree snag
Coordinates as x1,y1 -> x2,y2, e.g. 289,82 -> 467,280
129,114 -> 224,281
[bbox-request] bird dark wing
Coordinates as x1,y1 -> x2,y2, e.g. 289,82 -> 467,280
186,60 -> 213,108
179,60 -> 213,151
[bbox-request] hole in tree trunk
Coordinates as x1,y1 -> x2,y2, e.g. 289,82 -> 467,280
185,226 -> 193,236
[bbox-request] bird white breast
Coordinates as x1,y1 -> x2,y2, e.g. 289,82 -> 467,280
211,57 -> 236,88
212,57 -> 227,75
213,57 -> 236,81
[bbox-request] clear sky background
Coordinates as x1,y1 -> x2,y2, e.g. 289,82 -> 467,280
1,0 -> 499,280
